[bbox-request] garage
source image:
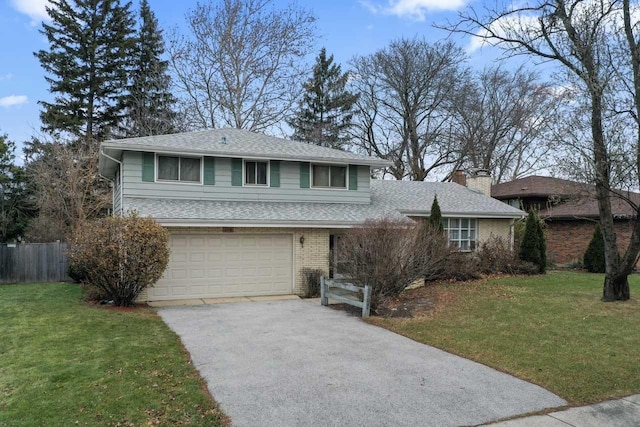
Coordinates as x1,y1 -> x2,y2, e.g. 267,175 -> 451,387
148,233 -> 293,301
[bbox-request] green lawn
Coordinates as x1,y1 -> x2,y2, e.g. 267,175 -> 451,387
370,271 -> 640,404
0,283 -> 228,426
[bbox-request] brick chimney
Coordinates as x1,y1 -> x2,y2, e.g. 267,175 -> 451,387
466,169 -> 492,197
451,170 -> 467,186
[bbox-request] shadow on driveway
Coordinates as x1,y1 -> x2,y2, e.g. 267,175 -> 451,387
158,299 -> 566,427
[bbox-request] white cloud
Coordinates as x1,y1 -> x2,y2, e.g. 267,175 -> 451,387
0,95 -> 28,108
0,73 -> 13,81
361,0 -> 469,21
10,0 -> 50,22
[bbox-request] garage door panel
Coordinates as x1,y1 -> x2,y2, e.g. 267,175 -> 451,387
149,233 -> 293,301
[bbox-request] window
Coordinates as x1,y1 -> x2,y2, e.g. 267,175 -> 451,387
157,156 -> 201,182
312,165 -> 346,188
245,160 -> 268,185
444,218 -> 477,251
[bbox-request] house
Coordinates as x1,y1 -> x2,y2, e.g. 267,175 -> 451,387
98,128 -> 524,302
491,175 -> 639,266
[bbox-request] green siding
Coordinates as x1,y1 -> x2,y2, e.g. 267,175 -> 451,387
270,160 -> 280,187
203,157 -> 215,185
300,162 -> 310,188
231,158 -> 243,186
349,165 -> 358,190
142,152 -> 155,182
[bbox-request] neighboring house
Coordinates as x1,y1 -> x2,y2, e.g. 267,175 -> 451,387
99,128 -> 524,302
492,175 -> 640,266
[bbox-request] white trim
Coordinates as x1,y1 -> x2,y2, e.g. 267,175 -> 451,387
310,163 -> 348,190
157,220 -> 356,229
155,153 -> 204,185
242,158 -> 270,187
403,211 -> 524,219
291,233 -> 296,294
101,143 -> 392,168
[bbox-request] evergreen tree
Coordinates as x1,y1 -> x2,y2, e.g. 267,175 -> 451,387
519,210 -> 546,273
429,195 -> 443,231
584,224 -> 606,273
35,0 -> 136,143
0,133 -> 35,242
289,48 -> 359,149
121,0 -> 177,137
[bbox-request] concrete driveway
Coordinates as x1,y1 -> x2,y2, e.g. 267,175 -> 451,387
158,299 -> 566,427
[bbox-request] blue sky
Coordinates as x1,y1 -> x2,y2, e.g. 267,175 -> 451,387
0,0 -> 506,149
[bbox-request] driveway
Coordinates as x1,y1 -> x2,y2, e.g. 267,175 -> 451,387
158,299 -> 566,427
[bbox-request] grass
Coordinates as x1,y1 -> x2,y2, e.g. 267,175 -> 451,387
0,283 -> 228,427
369,271 -> 640,405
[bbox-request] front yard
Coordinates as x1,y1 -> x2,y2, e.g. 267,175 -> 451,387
0,283 -> 228,426
370,271 -> 640,404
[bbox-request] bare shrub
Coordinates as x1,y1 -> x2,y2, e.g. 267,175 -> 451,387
434,252 -> 482,282
302,268 -> 323,298
69,213 -> 170,306
338,218 -> 453,310
478,235 -> 538,275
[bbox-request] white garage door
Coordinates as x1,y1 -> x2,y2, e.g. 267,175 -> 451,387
149,233 -> 293,301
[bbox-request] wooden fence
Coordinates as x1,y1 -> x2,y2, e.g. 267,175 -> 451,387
0,242 -> 71,284
320,276 -> 371,317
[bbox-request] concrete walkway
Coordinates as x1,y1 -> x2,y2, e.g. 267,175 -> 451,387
158,299 -> 565,427
487,394 -> 640,426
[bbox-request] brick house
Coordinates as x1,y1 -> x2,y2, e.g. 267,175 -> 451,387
491,176 -> 639,266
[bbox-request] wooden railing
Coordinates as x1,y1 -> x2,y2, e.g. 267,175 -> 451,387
320,276 -> 371,317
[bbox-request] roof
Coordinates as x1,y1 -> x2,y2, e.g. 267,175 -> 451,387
123,180 -> 524,227
100,128 -> 391,177
492,175 -> 639,220
491,176 -> 589,199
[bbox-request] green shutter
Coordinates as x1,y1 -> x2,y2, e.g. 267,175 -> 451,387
300,162 -> 310,188
349,164 -> 358,190
270,160 -> 280,187
203,157 -> 215,185
231,158 -> 243,186
142,152 -> 155,182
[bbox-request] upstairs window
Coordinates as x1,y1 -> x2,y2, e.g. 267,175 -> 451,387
444,218 -> 477,251
157,155 -> 201,183
245,160 -> 268,185
312,165 -> 346,188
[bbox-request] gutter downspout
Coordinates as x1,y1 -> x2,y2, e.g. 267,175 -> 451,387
100,148 -> 123,217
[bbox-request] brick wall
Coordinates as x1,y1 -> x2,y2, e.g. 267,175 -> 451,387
545,219 -> 636,266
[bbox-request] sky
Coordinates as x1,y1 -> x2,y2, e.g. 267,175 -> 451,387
0,0 -> 513,152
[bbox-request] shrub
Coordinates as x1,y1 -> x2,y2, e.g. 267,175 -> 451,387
519,211 -> 546,273
429,195 -> 444,231
68,213 -> 170,306
338,218 -> 453,310
478,235 -> 538,275
435,252 -> 482,282
584,224 -> 606,273
302,268 -> 323,298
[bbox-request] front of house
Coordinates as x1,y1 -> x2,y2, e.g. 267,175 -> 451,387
99,128 -> 523,302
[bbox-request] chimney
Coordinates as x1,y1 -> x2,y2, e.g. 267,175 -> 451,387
451,170 -> 467,186
466,169 -> 492,197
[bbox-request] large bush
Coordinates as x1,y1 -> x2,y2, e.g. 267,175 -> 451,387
519,211 -> 546,273
478,235 -> 538,275
584,224 -> 606,273
69,213 -> 170,306
338,218 -> 453,310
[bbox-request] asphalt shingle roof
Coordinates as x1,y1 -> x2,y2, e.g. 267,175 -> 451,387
102,128 -> 390,167
123,180 -> 524,226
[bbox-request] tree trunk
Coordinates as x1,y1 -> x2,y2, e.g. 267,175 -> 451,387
603,273 -> 631,302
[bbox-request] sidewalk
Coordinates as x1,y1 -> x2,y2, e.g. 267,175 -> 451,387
486,394 -> 640,426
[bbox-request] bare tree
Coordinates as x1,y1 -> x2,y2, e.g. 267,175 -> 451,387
453,0 -> 640,301
350,38 -> 468,180
168,0 -> 316,132
453,65 -> 565,183
24,140 -> 110,242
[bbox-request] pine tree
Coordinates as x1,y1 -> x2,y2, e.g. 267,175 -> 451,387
519,210 -> 546,273
429,195 -> 443,231
584,224 -> 606,273
121,0 -> 177,137
35,0 -> 136,143
289,48 -> 359,149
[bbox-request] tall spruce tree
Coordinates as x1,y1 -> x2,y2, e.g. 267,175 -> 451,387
584,224 -> 606,273
35,0 -> 136,143
289,48 -> 358,149
121,0 -> 177,137
519,210 -> 546,273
